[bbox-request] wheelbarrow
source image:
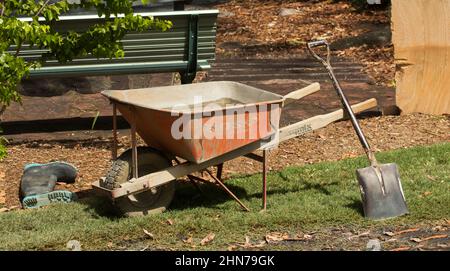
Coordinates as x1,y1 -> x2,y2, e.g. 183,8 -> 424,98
92,81 -> 377,216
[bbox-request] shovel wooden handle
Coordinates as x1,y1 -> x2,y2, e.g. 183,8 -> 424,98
283,82 -> 320,106
279,98 -> 377,142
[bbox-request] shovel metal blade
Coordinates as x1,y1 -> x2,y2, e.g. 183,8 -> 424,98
356,163 -> 409,220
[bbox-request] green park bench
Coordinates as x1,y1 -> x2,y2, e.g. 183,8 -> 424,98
14,9 -> 219,84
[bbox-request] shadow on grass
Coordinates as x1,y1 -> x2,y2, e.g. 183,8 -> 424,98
75,189 -> 123,218
172,172 -> 344,210
75,172 -> 362,218
74,182 -> 251,217
246,171 -> 341,198
344,197 -> 365,216
169,181 -> 248,211
278,171 -> 339,196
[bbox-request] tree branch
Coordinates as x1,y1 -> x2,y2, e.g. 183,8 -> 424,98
14,43 -> 22,57
1,0 -> 5,17
36,0 -> 52,17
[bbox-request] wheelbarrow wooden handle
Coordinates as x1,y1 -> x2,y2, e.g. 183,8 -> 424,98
283,82 -> 320,106
278,98 -> 377,142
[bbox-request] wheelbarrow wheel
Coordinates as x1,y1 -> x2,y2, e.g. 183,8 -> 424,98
102,147 -> 175,217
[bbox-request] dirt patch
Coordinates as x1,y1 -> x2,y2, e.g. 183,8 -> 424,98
248,220 -> 450,251
96,220 -> 450,251
1,113 -> 448,208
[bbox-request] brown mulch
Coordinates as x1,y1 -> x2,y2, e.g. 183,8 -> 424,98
1,113 -> 448,208
214,0 -> 394,86
225,114 -> 449,175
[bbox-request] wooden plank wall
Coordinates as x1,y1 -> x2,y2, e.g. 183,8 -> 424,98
392,0 -> 450,114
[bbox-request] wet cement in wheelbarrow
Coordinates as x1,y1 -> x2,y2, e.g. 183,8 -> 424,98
161,97 -> 245,111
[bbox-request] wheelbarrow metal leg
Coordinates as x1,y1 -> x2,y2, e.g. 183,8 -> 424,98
130,110 -> 138,180
262,149 -> 268,210
216,163 -> 224,180
112,102 -> 118,160
205,169 -> 250,212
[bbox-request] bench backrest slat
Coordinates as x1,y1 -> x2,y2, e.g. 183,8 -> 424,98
13,10 -> 218,79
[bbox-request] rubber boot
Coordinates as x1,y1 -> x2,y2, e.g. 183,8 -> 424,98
20,162 -> 78,209
23,161 -> 78,183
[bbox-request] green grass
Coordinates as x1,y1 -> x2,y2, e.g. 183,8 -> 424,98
0,143 -> 449,250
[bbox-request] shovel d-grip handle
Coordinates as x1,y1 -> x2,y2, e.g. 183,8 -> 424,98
307,40 -> 331,67
308,40 -> 328,48
307,40 -> 378,166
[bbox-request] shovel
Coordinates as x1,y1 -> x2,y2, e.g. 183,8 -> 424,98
307,40 -> 409,220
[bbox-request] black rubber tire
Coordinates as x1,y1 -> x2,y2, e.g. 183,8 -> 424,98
101,147 -> 175,217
